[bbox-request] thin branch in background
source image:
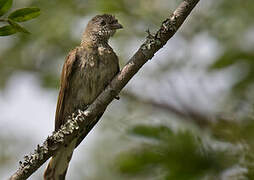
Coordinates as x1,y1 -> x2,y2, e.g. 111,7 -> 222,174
122,91 -> 211,127
9,0 -> 200,179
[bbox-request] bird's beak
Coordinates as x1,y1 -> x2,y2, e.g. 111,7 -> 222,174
112,23 -> 123,29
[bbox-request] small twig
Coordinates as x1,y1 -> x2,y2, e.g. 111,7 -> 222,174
0,18 -> 7,22
122,91 -> 212,128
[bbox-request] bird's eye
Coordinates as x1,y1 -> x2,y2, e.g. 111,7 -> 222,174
110,20 -> 117,24
100,20 -> 106,26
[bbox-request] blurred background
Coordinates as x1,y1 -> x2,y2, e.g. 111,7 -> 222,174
1,0 -> 254,179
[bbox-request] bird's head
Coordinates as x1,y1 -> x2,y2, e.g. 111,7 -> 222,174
82,14 -> 123,45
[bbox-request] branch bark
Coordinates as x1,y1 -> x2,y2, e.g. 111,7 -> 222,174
9,0 -> 200,179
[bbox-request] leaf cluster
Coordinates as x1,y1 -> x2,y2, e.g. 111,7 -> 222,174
210,50 -> 254,96
116,125 -> 236,180
0,0 -> 40,36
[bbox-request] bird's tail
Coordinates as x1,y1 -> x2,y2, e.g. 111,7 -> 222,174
44,140 -> 77,180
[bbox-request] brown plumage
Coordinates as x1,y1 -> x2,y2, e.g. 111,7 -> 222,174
44,14 -> 122,180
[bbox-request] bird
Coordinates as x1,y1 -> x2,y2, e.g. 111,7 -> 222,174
43,14 -> 123,180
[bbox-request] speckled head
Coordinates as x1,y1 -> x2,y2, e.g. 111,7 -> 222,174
83,14 -> 123,44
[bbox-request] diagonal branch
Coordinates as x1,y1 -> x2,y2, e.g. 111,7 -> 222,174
122,91 -> 212,128
9,0 -> 200,179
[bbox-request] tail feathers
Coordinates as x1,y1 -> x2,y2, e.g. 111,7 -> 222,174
44,140 -> 77,180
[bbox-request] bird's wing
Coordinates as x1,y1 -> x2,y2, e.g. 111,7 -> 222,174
55,48 -> 78,130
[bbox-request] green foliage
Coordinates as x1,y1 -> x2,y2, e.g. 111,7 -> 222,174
0,2 -> 40,36
116,125 -> 235,180
210,51 -> 254,69
8,7 -> 40,22
210,50 -> 254,94
95,0 -> 127,13
7,19 -> 29,33
0,24 -> 15,35
0,0 -> 12,16
211,118 -> 254,179
130,125 -> 172,140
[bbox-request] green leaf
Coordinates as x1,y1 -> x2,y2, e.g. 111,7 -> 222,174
0,0 -> 12,16
210,51 -> 254,70
130,125 -> 172,140
0,25 -> 16,36
233,69 -> 254,94
8,7 -> 40,22
8,19 -> 29,34
116,151 -> 160,175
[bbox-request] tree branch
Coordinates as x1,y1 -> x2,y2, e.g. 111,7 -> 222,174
122,91 -> 212,128
9,0 -> 200,179
0,18 -> 7,22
